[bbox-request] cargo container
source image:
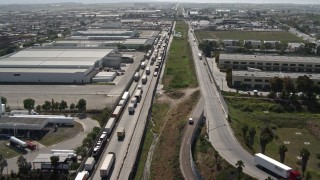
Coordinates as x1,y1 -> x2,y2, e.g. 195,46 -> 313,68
134,89 -> 142,102
142,75 -> 147,84
112,106 -> 123,119
104,117 -> 116,136
146,67 -> 151,75
121,91 -> 130,104
128,103 -> 135,115
254,153 -> 301,179
84,158 -> 96,171
134,72 -> 140,81
100,153 -> 115,178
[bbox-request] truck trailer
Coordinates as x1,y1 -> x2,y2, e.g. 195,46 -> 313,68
100,153 -> 115,178
112,106 -> 123,119
105,117 -> 116,136
84,157 -> 96,171
254,153 -> 301,179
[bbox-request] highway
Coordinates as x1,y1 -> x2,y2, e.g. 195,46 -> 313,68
179,97 -> 204,180
188,22 -> 271,179
91,30 -> 170,180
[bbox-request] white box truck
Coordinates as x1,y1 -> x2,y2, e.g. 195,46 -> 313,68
140,62 -> 146,69
100,153 -> 115,178
146,67 -> 151,75
142,75 -> 147,84
128,103 -> 135,115
254,153 -> 301,179
134,89 -> 142,102
75,171 -> 89,180
84,157 -> 96,171
130,97 -> 138,107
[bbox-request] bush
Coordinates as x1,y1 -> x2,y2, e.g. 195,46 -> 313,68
268,104 -> 284,113
241,105 -> 253,112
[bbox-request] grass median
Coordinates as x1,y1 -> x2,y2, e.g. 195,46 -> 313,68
163,21 -> 198,92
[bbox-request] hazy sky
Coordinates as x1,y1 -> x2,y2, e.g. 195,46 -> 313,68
0,0 -> 319,4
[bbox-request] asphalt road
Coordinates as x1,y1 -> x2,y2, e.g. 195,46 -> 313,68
188,22 -> 271,179
91,31 -> 168,180
5,117 -> 99,174
179,97 -> 204,180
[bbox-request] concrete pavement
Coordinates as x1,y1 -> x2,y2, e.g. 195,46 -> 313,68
4,117 -> 99,174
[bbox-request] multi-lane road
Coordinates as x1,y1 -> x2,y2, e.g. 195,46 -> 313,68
188,22 -> 271,179
91,30 -> 170,180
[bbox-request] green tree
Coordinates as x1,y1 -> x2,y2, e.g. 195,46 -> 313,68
283,76 -> 295,98
82,137 -> 93,149
42,101 -> 52,111
270,77 -> 284,93
248,127 -> 256,147
59,100 -> 68,111
226,68 -> 232,87
70,103 -> 76,111
50,156 -> 59,173
235,160 -> 245,180
93,127 -> 101,133
278,144 -> 288,163
53,102 -> 59,111
36,105 -> 41,111
1,97 -> 7,105
260,127 -> 274,154
75,146 -> 88,158
241,125 -> 249,140
300,148 -> 311,177
23,98 -> 35,113
296,75 -> 314,100
76,99 -> 87,112
264,42 -> 272,50
244,41 -> 253,51
16,155 -> 31,175
0,154 -> 8,176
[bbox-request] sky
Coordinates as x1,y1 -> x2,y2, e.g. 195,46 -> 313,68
0,0 -> 319,4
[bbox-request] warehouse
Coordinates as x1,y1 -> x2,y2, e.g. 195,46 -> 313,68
232,70 -> 320,89
0,48 -> 115,83
219,54 -> 320,72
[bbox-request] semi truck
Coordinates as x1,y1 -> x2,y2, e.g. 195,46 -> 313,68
9,136 -> 36,150
112,106 -> 123,119
134,89 -> 142,102
121,91 -> 130,104
134,72 -> 140,82
117,127 -> 125,140
128,103 -> 135,115
84,157 -> 96,171
104,117 -> 116,136
254,153 -> 301,179
130,97 -> 138,107
142,75 -> 147,84
100,153 -> 115,178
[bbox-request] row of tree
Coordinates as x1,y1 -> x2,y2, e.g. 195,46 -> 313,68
75,127 -> 101,158
22,98 -> 87,113
269,75 -> 319,100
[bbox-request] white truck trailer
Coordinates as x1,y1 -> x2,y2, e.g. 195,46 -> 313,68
254,153 -> 301,179
104,117 -> 116,136
75,171 -> 89,180
100,153 -> 115,178
84,157 -> 96,171
134,89 -> 142,102
121,91 -> 130,104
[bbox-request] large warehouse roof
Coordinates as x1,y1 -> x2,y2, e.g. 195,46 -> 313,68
220,54 -> 320,63
0,68 -> 88,73
233,70 -> 320,79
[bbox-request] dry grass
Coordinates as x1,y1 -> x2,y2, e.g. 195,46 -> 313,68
150,90 -> 200,180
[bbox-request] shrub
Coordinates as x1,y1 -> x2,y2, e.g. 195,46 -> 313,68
268,104 -> 284,113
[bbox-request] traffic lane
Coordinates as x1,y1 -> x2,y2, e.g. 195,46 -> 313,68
180,96 -> 204,180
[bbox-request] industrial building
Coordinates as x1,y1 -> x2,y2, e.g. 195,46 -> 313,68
70,29 -> 138,40
219,54 -> 320,72
232,70 -> 320,89
0,47 -> 129,83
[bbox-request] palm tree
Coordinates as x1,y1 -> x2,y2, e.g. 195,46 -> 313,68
241,125 -> 248,139
235,160 -> 245,180
260,127 -> 274,154
248,127 -> 256,147
300,148 -> 311,177
278,144 -> 288,163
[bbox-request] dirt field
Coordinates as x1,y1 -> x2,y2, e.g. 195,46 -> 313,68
150,89 -> 200,179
